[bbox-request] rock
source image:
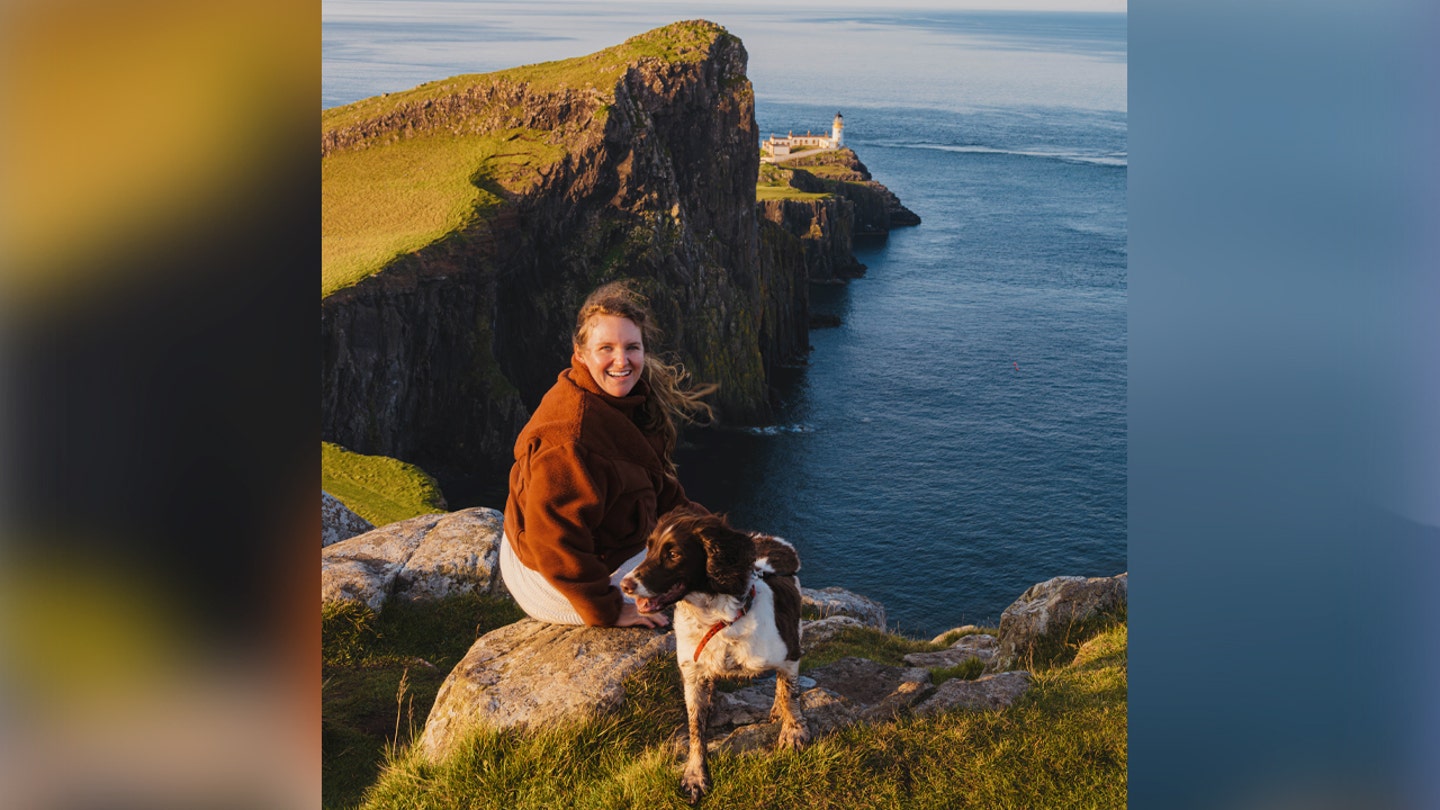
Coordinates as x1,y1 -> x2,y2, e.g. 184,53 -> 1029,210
321,491 -> 373,547
796,686 -> 859,736
806,656 -> 930,713
903,634 -> 997,669
987,573 -> 1128,672
801,587 -> 887,630
706,686 -> 858,755
800,615 -> 865,646
713,721 -> 781,755
913,671 -> 1033,716
320,507 -> 507,612
417,619 -> 675,761
929,625 -> 982,645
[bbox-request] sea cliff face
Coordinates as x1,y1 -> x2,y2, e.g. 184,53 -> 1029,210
322,22 -> 806,478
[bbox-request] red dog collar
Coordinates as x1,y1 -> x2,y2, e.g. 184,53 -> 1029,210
693,585 -> 756,662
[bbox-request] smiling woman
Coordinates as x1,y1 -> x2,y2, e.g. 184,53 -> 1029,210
498,281 -> 718,628
575,314 -> 645,398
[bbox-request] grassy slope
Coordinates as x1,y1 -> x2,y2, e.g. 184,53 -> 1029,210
321,21 -> 726,298
321,442 -> 448,527
330,607 -> 1126,810
321,130 -> 561,297
755,161 -> 832,202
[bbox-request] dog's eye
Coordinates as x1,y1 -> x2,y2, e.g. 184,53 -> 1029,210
666,549 -> 681,562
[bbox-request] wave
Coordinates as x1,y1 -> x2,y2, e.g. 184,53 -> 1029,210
737,423 -> 816,436
874,141 -> 1127,167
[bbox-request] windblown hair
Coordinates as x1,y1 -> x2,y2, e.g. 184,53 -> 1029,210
574,281 -> 717,468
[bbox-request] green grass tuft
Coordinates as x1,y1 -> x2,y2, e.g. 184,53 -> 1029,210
323,593 -> 526,810
929,657 -> 985,685
321,442 -> 448,528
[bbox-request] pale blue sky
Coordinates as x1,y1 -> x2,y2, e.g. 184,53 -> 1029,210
589,0 -> 1125,10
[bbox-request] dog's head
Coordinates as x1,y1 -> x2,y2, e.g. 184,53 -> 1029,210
620,507 -> 757,613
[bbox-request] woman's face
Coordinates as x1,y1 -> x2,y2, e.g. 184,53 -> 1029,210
575,314 -> 644,398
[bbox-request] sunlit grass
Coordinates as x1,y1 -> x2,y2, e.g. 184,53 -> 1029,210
321,131 -> 562,297
321,442 -> 448,527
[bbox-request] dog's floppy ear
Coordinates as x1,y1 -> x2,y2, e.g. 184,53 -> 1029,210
752,535 -> 800,577
700,516 -> 756,594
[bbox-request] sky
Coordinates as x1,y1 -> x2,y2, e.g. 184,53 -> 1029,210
600,0 -> 1126,10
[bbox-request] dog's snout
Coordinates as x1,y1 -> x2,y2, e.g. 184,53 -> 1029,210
619,574 -> 638,596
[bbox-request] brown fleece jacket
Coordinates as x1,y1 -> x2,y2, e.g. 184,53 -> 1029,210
503,358 -> 700,625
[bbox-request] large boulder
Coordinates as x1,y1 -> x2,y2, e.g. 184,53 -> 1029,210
801,586 -> 887,630
987,573 -> 1128,672
417,620 -> 675,761
800,615 -> 866,646
320,507 -> 507,612
913,671 -> 1033,716
321,491 -> 373,547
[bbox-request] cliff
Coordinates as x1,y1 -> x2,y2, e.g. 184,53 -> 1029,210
755,149 -> 920,282
322,22 -> 808,480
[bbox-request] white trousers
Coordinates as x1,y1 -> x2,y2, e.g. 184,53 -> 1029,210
498,533 -> 647,625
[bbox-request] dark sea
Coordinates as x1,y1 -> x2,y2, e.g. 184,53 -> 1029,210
323,1 -> 1127,636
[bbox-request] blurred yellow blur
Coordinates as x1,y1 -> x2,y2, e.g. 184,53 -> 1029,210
1,0 -> 312,309
1,0 -> 318,806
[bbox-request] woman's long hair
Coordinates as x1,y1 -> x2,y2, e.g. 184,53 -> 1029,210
573,281 -> 717,469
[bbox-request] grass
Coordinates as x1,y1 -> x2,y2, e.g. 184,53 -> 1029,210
756,185 -> 831,202
322,21 -> 734,297
755,161 -> 834,202
321,130 -> 562,297
325,608 -> 1125,809
323,594 -> 528,810
321,442 -> 448,528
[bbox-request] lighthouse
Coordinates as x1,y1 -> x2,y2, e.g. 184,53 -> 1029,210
831,112 -> 844,148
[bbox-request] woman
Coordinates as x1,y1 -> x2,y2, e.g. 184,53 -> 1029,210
500,281 -> 716,628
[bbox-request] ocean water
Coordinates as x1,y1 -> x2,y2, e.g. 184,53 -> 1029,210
323,2 -> 1127,636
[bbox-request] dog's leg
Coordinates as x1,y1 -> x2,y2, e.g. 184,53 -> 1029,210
680,666 -> 714,804
771,661 -> 810,750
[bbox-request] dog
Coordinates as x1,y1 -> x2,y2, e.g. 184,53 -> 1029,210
620,507 -> 809,803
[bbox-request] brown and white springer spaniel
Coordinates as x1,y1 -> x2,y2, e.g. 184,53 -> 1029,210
620,507 -> 809,803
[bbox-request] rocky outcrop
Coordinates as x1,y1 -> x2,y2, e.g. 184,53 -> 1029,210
323,21 -> 801,483
780,149 -> 922,234
409,572 -> 1135,764
322,491 -> 373,547
417,619 -> 675,761
757,198 -> 864,282
801,586 -> 887,629
987,573 -> 1128,672
696,655 -> 1030,756
798,614 -> 865,645
913,671 -> 1032,716
903,633 -> 998,669
320,507 -> 507,611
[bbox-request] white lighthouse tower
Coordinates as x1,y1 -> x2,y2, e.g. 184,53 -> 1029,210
831,112 -> 845,148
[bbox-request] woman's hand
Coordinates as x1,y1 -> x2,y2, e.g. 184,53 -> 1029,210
615,600 -> 670,628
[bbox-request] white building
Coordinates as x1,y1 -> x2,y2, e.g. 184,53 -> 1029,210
761,112 -> 845,159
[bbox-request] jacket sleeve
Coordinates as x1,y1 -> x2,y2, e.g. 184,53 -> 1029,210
519,441 -> 623,626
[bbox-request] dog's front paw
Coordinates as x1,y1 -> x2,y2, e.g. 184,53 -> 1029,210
680,766 -> 710,804
777,722 -> 810,751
